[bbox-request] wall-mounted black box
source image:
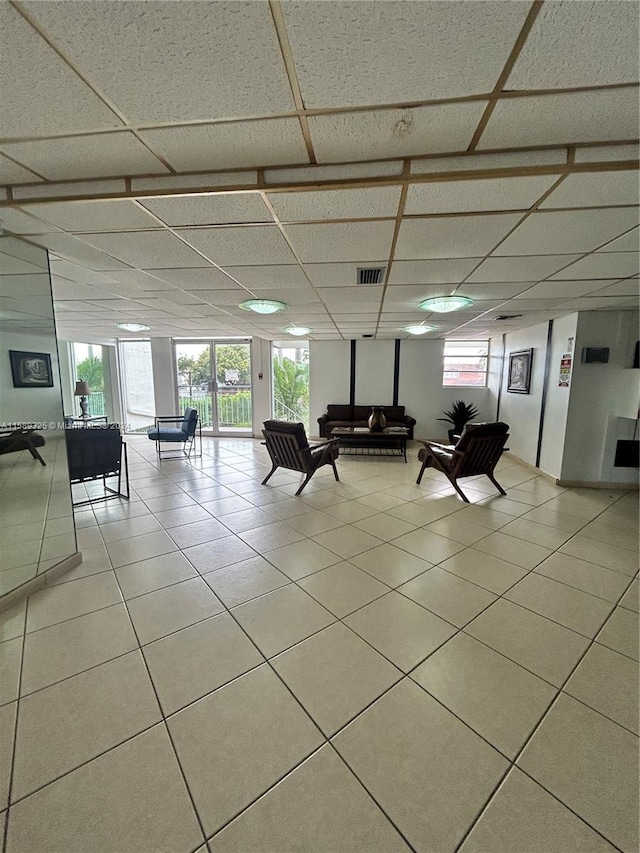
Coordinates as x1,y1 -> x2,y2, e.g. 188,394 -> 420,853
581,347 -> 610,363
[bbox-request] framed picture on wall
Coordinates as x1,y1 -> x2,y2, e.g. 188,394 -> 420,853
507,349 -> 533,394
9,350 -> 54,388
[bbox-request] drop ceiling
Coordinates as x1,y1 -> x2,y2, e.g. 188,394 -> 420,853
0,0 -> 637,344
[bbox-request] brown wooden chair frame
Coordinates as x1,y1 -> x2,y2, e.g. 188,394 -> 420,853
261,421 -> 340,496
416,426 -> 509,503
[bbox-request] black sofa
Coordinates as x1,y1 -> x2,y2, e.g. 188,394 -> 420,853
318,405 -> 416,439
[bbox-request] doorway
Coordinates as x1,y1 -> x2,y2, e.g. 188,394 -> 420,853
175,340 -> 252,435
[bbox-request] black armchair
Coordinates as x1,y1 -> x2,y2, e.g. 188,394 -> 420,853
66,425 -> 129,507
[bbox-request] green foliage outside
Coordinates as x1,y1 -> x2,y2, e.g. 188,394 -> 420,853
273,356 -> 309,423
76,355 -> 104,392
177,344 -> 251,388
179,391 -> 252,428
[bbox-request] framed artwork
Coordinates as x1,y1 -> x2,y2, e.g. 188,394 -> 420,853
9,350 -> 54,388
507,349 -> 533,394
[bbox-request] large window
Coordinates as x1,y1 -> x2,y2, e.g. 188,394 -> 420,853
443,341 -> 488,387
272,340 -> 309,432
70,342 -> 105,416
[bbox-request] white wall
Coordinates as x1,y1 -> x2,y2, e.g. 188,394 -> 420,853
355,340 -> 395,404
561,310 -> 639,484
493,322 -> 549,465
309,341 -> 351,436
539,313 -> 578,478
251,337 -> 272,436
150,338 -> 175,416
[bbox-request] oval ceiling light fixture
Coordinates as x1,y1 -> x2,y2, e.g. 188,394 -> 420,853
403,324 -> 435,335
419,296 -> 474,313
239,299 -> 288,314
116,322 -> 150,332
282,326 -> 311,336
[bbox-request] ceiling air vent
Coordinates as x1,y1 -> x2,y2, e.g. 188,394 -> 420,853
362,334 -> 374,338
495,314 -> 523,320
357,266 -> 386,285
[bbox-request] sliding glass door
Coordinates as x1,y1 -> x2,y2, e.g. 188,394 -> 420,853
175,340 -> 252,435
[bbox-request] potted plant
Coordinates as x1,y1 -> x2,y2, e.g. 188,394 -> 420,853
438,400 -> 479,443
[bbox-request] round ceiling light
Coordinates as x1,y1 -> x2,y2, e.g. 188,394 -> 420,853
419,296 -> 474,313
403,325 -> 435,335
116,322 -> 150,332
239,299 -> 288,315
282,326 -> 311,336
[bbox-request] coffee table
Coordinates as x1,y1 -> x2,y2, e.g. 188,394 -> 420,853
331,427 -> 409,462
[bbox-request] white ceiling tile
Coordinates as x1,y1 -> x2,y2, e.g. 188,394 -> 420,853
222,265 -> 308,290
479,89 -> 640,150
506,1 -> 639,89
269,186 -> 401,221
388,258 -> 480,284
303,263 -> 379,288
309,102 -> 487,163
460,281 -> 533,300
78,231 -> 208,269
599,228 -> 639,253
22,1 -> 294,123
178,225 -> 297,266
0,208 -> 61,235
283,0 -> 529,106
320,286 -> 383,308
49,260 -> 115,286
467,254 -> 581,282
0,155 -> 43,185
549,252 -> 639,281
540,171 -> 639,209
405,175 -> 558,215
24,200 -> 160,232
105,270 -> 176,289
147,267 -> 236,290
139,119 -> 309,172
558,296 -> 638,311
410,150 -> 566,174
131,172 -> 258,193
265,161 -> 403,184
285,221 -> 395,262
496,208 -> 639,256
140,194 -> 272,226
395,214 -> 521,259
13,180 -> 126,201
574,144 -> 639,164
0,133 -> 168,182
512,280 -> 617,300
30,234 -> 131,270
586,279 -> 639,297
382,284 -> 459,304
0,3 -> 122,137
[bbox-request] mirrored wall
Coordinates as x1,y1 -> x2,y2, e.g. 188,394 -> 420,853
0,236 -> 77,599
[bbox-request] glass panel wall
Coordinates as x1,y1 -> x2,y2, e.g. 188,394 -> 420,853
176,342 -> 213,428
69,342 -> 106,416
214,342 -> 252,432
271,340 -> 310,432
118,340 -> 156,432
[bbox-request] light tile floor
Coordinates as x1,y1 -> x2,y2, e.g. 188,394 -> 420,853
0,436 -> 638,853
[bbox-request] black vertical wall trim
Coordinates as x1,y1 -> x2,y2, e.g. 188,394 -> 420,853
392,339 -> 401,405
349,340 -> 356,405
536,320 -> 554,468
496,334 -> 506,420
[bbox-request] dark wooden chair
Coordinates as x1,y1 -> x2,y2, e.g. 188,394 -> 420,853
261,420 -> 340,496
416,422 -> 510,503
0,427 -> 46,465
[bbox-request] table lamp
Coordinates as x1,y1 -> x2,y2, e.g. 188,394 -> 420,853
74,380 -> 91,417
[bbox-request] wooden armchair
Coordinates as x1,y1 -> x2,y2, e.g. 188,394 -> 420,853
261,420 -> 340,496
417,422 -> 510,503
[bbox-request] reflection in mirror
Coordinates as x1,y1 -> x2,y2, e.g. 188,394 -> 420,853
0,236 -> 77,598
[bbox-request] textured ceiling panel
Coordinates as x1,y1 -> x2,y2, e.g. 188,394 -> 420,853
49,260 -> 115,286
265,161 -> 403,184
394,214 -> 521,260
308,102 -> 487,163
140,194 -> 273,227
574,144 -> 639,163
466,254 -> 581,283
540,171 -> 639,209
269,186 -> 401,222
0,208 -> 60,235
284,221 -> 395,263
131,172 -> 258,193
21,0 -> 294,123
479,88 -> 640,150
0,132 -> 169,182
178,225 -> 297,266
587,279 -> 639,297
78,231 -> 209,269
139,119 -> 309,173
0,156 -> 43,185
388,258 -> 480,285
283,0 -> 528,106
142,268 -> 235,290
410,150 -> 566,174
30,234 -> 131,270
25,200 -> 160,232
599,228 -> 639,253
303,263 -> 370,288
0,3 -> 122,138
222,265 -> 308,290
458,281 -> 533,300
496,208 -> 639,256
548,252 -> 639,281
513,279 -> 621,300
405,175 -> 558,215
507,0 -> 640,89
